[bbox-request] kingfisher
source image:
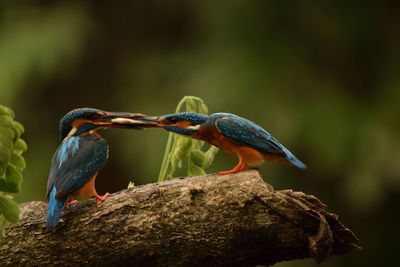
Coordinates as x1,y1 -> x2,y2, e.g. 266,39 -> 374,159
46,108 -> 153,227
129,112 -> 306,174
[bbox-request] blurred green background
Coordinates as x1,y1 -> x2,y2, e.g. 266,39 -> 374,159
1,1 -> 399,266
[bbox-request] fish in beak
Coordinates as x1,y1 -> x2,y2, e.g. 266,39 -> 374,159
93,113 -> 160,129
108,115 -> 163,128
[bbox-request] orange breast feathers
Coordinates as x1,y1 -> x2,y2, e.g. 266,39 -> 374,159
66,173 -> 97,204
193,127 -> 265,166
194,126 -> 289,167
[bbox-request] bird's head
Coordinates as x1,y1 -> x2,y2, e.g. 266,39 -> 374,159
139,112 -> 209,135
59,108 -> 154,142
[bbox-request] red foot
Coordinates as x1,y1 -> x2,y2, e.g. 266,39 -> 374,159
219,163 -> 248,175
66,200 -> 78,207
94,192 -> 109,206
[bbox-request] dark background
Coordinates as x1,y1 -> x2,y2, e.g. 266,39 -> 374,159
1,1 -> 399,266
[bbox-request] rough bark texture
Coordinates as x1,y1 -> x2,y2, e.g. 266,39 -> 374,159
0,170 -> 361,266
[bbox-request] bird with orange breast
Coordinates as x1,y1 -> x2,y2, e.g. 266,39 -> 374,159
123,112 -> 306,174
46,108 -> 155,227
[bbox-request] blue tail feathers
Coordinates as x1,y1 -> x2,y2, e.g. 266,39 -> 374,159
282,147 -> 307,170
46,186 -> 67,227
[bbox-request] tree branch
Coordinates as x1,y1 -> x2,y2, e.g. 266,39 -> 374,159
0,170 -> 361,266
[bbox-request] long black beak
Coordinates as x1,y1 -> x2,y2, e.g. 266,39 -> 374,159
110,115 -> 163,128
104,111 -> 144,119
93,112 -> 160,129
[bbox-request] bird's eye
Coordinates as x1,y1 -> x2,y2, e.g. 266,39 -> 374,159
86,112 -> 101,120
169,118 -> 178,123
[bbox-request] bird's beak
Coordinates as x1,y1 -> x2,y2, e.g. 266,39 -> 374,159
93,112 -> 159,129
138,116 -> 165,126
110,115 -> 165,128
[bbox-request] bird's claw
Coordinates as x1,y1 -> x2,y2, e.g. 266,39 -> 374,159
66,200 -> 78,207
219,163 -> 247,175
95,192 -> 109,206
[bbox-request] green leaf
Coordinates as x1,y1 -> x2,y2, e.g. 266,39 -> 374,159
0,106 -> 14,118
158,96 -> 218,181
0,195 -> 19,224
186,98 -> 197,112
5,107 -> 14,119
0,106 -> 25,234
14,139 -> 28,152
9,153 -> 26,169
7,164 -> 23,192
127,181 -> 135,189
205,146 -> 219,167
200,103 -> 209,115
188,163 -> 206,176
190,149 -> 207,168
177,160 -> 182,168
11,121 -> 24,140
0,127 -> 14,177
192,138 -> 204,150
0,215 -> 7,237
170,137 -> 192,166
0,164 -> 22,193
0,106 -> 9,116
0,135 -> 13,154
0,137 -> 14,171
0,147 -> 12,178
0,115 -> 13,128
0,125 -> 14,143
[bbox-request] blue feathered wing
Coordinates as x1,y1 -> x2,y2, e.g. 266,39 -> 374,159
46,135 -> 108,227
215,116 -> 306,169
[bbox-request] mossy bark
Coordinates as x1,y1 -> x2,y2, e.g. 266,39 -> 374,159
0,170 -> 361,266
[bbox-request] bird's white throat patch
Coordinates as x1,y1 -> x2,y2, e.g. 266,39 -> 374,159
63,127 -> 78,142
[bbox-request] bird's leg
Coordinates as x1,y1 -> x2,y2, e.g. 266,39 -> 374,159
239,163 -> 248,171
94,192 -> 109,206
219,162 -> 248,175
66,200 -> 78,207
63,195 -> 78,209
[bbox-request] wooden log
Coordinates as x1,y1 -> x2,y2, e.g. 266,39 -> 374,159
0,170 -> 361,266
